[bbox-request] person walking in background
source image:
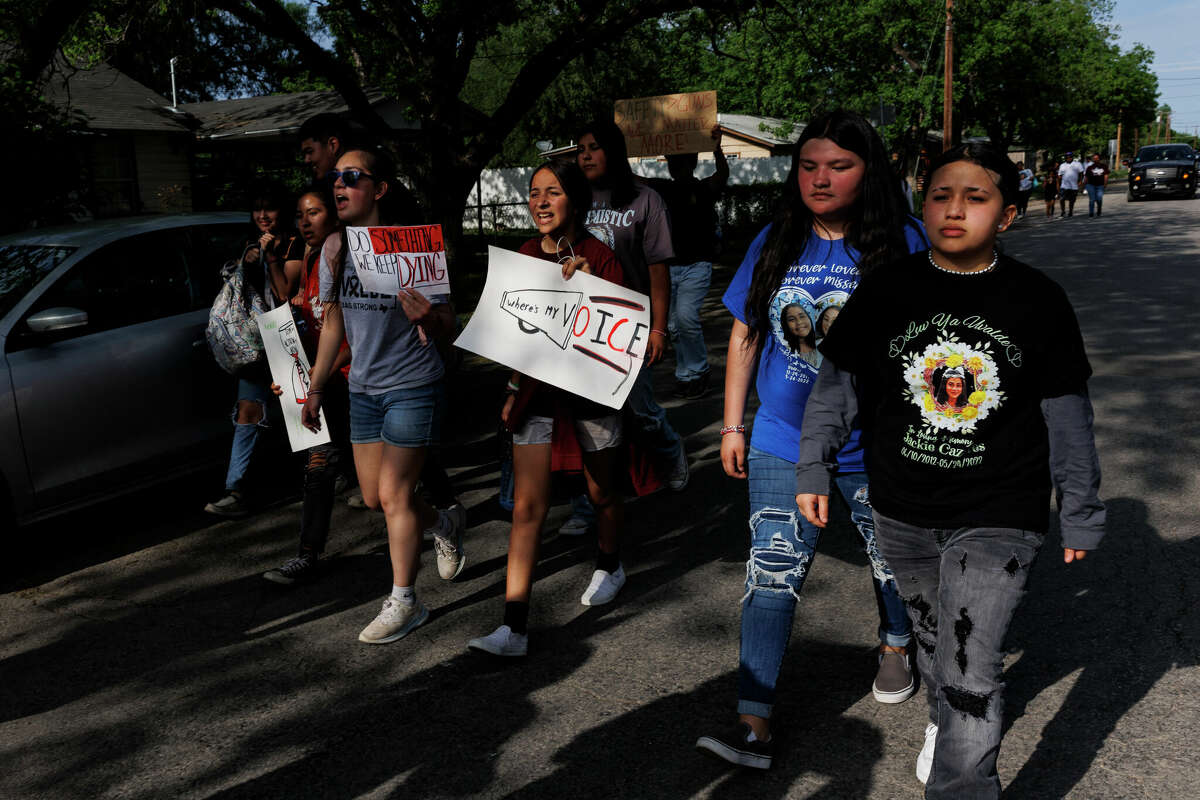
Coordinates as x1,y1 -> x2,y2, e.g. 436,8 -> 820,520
1043,159 -> 1059,218
648,126 -> 729,400
1016,161 -> 1033,219
796,142 -> 1104,798
303,147 -> 465,645
261,185 -> 353,585
695,110 -> 928,771
1083,153 -> 1109,217
205,188 -> 303,518
576,119 -> 686,489
1058,152 -> 1084,218
298,114 -> 353,182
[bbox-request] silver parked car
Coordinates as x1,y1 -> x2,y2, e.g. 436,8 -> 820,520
0,213 -> 250,528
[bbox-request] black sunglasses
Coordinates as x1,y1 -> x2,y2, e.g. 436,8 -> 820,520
326,168 -> 376,188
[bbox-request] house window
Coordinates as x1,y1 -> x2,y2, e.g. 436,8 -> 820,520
87,135 -> 139,217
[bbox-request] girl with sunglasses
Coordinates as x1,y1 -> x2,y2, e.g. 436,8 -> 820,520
697,110 -> 929,770
302,148 -> 465,644
795,142 -> 1104,797
467,159 -> 627,657
205,188 -> 304,518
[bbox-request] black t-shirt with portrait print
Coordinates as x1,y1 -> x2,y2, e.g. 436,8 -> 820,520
818,250 -> 1092,533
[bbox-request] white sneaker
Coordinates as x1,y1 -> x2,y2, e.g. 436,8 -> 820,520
558,515 -> 592,536
581,564 -> 626,606
667,448 -> 689,491
358,597 -> 428,644
467,624 -> 528,657
434,510 -> 467,580
916,722 -> 938,784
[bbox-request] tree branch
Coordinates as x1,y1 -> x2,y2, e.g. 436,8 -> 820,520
213,0 -> 392,138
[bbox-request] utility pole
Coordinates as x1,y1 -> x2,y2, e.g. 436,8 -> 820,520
1165,112 -> 1171,143
1115,116 -> 1122,167
943,0 -> 954,151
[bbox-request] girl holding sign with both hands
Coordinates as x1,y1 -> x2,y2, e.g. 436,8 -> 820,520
302,147 -> 465,645
467,159 -> 629,658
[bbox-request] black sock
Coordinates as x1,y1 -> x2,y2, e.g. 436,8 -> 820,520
503,601 -> 530,635
596,549 -> 620,574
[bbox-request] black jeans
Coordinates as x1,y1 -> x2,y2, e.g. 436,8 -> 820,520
299,377 -> 350,554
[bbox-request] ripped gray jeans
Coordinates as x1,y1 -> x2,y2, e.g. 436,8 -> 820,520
873,510 -> 1043,800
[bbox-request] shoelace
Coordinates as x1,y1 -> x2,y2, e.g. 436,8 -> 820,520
433,534 -> 458,559
279,556 -> 311,575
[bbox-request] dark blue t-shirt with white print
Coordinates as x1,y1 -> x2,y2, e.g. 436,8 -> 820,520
722,220 -> 929,469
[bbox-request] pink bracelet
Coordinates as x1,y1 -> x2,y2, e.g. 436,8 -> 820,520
720,425 -> 746,436
650,329 -> 668,337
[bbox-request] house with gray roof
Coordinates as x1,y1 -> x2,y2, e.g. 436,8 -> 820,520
43,60 -> 196,217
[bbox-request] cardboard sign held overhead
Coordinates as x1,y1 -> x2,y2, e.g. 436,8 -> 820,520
257,304 -> 331,452
614,90 -> 717,158
454,247 -> 651,411
344,225 -> 450,299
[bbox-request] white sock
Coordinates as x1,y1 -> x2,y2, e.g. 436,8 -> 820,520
391,585 -> 415,605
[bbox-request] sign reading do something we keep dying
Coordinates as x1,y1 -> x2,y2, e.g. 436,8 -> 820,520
345,225 -> 450,298
454,247 -> 651,410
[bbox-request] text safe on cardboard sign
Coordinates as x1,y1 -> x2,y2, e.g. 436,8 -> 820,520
614,90 -> 717,158
454,247 -> 651,410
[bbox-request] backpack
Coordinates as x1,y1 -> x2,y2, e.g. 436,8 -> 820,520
206,246 -> 268,376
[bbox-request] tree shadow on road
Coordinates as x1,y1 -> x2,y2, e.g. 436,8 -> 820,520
1000,497 -> 1200,797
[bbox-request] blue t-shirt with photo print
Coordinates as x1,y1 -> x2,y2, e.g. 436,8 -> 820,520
723,220 -> 928,468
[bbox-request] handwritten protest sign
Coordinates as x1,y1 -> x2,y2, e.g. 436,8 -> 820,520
454,247 -> 651,410
257,304 -> 331,452
614,90 -> 717,157
344,225 -> 449,299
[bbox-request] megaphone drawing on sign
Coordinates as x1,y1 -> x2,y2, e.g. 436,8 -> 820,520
500,289 -> 583,350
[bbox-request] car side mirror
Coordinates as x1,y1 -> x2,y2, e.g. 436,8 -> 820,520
26,307 -> 89,333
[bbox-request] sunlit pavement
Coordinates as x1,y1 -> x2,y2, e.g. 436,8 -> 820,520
3,189 -> 1199,798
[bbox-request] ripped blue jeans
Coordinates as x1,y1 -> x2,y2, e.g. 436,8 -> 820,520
737,448 -> 911,718
873,510 -> 1043,799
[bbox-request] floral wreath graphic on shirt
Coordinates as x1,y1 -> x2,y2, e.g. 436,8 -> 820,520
901,330 -> 1005,432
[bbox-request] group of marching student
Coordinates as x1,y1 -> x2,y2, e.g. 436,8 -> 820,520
207,107 -> 1106,798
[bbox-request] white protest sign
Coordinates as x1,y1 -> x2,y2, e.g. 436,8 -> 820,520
344,225 -> 450,299
454,247 -> 650,410
257,304 -> 331,452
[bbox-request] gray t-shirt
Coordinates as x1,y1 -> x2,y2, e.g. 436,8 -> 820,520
584,184 -> 674,294
319,242 -> 445,395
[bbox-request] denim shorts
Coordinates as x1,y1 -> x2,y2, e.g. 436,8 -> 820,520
349,382 -> 443,447
513,413 -> 622,452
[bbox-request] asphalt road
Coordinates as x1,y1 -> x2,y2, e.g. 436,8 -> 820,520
3,187 -> 1199,799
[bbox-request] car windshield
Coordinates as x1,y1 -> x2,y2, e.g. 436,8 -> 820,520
0,245 -> 76,319
1134,146 -> 1194,163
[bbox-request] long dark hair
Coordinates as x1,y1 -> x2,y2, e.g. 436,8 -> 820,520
328,146 -> 397,303
577,118 -> 637,208
781,303 -> 815,352
933,365 -> 975,408
529,158 -> 592,234
742,109 -> 912,346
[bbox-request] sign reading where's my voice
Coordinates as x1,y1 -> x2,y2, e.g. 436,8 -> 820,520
257,304 -> 331,452
454,247 -> 651,410
345,225 -> 450,299
614,90 -> 717,157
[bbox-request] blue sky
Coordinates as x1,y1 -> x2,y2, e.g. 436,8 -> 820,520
1111,0 -> 1200,136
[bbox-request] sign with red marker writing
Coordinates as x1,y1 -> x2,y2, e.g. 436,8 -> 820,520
454,247 -> 650,410
614,90 -> 717,158
257,304 -> 331,452
344,225 -> 450,299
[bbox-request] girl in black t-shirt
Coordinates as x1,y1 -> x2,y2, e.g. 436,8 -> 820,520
796,143 -> 1105,799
